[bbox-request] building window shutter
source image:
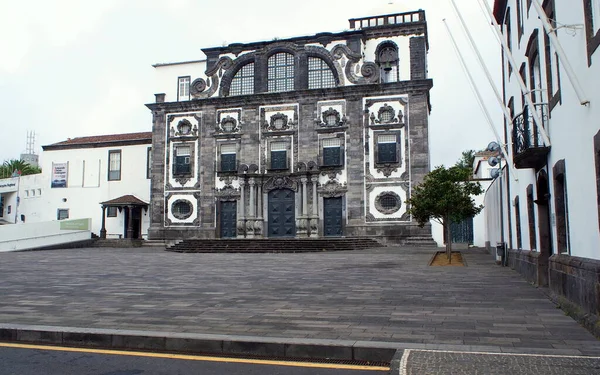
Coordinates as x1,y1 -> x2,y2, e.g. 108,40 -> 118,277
174,145 -> 191,175
377,134 -> 398,164
270,141 -> 288,170
220,144 -> 237,172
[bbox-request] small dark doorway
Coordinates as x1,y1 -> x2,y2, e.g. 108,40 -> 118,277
323,197 -> 343,236
124,207 -> 142,239
268,189 -> 296,237
220,201 -> 237,238
535,170 -> 552,286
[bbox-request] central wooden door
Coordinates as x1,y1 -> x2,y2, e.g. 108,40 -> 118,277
268,189 -> 295,237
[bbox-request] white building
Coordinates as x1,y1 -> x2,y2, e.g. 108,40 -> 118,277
485,0 -> 600,324
0,132 -> 153,239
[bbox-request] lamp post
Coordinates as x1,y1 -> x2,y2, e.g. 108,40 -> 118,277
487,141 -> 506,266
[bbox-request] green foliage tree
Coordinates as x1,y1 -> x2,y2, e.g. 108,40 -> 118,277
406,166 -> 484,261
454,149 -> 477,172
0,159 -> 41,178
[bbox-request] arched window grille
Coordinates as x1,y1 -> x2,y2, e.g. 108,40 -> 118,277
230,63 -> 254,96
268,53 -> 294,92
308,57 -> 336,89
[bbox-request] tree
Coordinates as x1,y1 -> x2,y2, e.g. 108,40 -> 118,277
454,149 -> 477,172
406,166 -> 484,261
0,159 -> 41,178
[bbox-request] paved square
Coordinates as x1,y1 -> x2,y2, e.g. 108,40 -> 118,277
1,246 -> 599,356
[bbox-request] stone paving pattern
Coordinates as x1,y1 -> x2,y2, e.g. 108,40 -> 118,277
403,350 -> 600,375
1,246 -> 600,357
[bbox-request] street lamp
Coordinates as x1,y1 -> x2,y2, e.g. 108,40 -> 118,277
487,141 -> 506,266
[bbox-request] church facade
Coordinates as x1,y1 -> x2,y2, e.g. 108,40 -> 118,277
147,11 -> 433,242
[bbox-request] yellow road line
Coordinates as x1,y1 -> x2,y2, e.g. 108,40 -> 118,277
0,342 -> 389,371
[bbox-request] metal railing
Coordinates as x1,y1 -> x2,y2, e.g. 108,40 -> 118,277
512,103 -> 548,155
349,10 -> 425,30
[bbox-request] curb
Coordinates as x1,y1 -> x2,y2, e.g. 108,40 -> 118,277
0,324 -> 396,364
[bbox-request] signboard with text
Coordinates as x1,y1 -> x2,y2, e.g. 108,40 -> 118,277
0,177 -> 19,193
51,162 -> 68,188
59,218 -> 91,231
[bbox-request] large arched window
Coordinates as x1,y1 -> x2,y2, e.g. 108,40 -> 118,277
376,41 -> 399,83
268,53 -> 294,92
230,63 -> 254,96
308,57 -> 336,89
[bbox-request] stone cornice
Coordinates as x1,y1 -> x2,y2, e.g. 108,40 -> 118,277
146,80 -> 433,112
43,138 -> 152,151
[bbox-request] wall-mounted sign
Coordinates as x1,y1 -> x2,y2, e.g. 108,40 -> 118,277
0,178 -> 19,193
51,162 -> 68,188
60,218 -> 90,231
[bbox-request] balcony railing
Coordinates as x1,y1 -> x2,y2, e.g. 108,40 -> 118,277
349,10 -> 425,30
512,103 -> 550,170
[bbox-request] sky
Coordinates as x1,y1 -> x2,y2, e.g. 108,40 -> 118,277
0,0 -> 502,168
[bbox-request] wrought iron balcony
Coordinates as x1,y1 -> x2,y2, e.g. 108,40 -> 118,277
512,103 -> 550,170
349,11 -> 425,30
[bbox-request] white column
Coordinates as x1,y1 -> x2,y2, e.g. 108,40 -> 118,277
237,179 -> 246,238
247,178 -> 256,238
310,175 -> 319,237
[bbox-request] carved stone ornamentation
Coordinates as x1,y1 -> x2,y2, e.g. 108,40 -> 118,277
376,164 -> 398,178
316,107 -> 345,127
331,44 -> 380,84
318,180 -> 347,198
219,175 -> 236,186
176,119 -> 193,136
264,112 -> 289,131
320,169 -> 342,180
190,78 -> 207,98
254,220 -> 263,236
264,176 -> 298,192
375,104 -> 399,124
175,177 -> 191,186
237,220 -> 246,236
216,115 -> 239,133
214,186 -> 240,201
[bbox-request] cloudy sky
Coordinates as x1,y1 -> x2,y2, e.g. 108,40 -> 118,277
0,0 -> 501,167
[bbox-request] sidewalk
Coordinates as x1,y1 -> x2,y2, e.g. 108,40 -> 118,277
0,246 -> 599,358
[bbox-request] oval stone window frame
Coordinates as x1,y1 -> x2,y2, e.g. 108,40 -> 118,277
374,191 -> 401,215
171,199 -> 194,220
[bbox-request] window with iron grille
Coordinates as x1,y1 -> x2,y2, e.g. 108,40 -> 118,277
173,145 -> 191,175
230,63 -> 254,96
268,53 -> 294,92
57,209 -> 69,220
377,134 -> 398,164
108,150 -> 121,181
270,141 -> 288,170
107,206 -> 117,217
178,76 -> 190,100
220,144 -> 237,172
379,194 -> 398,209
172,200 -> 193,220
308,57 -> 336,89
322,138 -> 342,167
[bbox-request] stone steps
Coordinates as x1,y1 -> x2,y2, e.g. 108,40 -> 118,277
166,238 -> 384,253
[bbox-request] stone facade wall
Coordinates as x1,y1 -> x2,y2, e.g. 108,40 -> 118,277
549,254 -> 600,317
147,15 -> 433,242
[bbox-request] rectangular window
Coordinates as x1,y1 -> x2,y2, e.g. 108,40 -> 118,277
178,76 -> 190,101
108,150 -> 121,181
322,138 -> 342,167
504,8 -> 513,76
0,196 -> 4,217
173,145 -> 191,175
584,0 -> 600,63
146,147 -> 152,179
107,206 -> 117,217
270,142 -> 288,170
57,209 -> 69,220
516,0 -> 524,43
220,144 -> 237,172
377,134 -> 398,164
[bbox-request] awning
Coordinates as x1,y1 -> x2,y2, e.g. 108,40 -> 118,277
100,195 -> 148,207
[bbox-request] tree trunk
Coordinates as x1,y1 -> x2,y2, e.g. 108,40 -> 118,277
444,219 -> 452,264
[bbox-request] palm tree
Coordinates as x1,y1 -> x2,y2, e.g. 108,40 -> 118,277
0,159 -> 41,178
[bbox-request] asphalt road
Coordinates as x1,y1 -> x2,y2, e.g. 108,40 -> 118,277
0,344 -> 388,375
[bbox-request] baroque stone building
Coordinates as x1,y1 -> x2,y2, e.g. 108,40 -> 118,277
147,11 -> 433,242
